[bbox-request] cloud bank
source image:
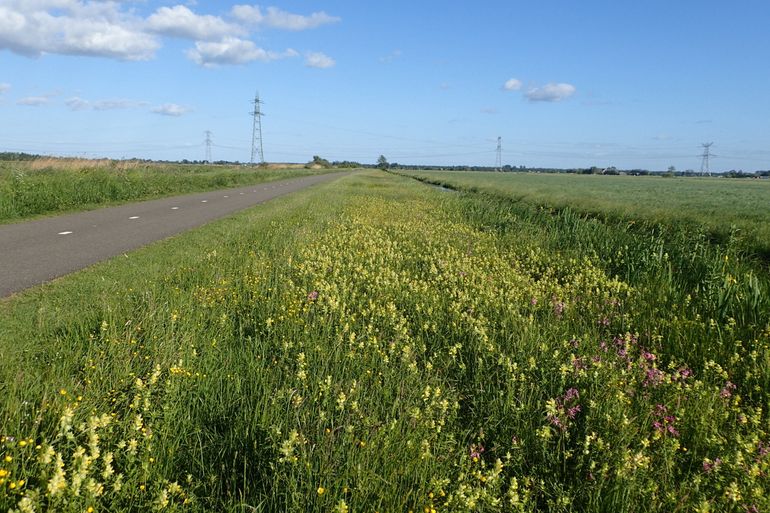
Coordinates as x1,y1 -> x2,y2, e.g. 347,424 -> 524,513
17,96 -> 50,106
305,52 -> 335,69
230,5 -> 340,31
504,76 -> 576,103
66,97 -> 148,111
187,37 -> 298,67
152,104 -> 191,117
503,78 -> 522,91
0,1 -> 338,68
526,83 -> 576,102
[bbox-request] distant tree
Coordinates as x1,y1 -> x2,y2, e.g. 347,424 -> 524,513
307,155 -> 331,168
377,155 -> 389,170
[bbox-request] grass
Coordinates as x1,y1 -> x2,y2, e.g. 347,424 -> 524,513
0,170 -> 768,512
0,159 -> 338,224
399,170 -> 770,261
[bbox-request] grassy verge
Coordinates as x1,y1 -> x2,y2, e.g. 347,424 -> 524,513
1,171 -> 768,512
0,159 -> 339,224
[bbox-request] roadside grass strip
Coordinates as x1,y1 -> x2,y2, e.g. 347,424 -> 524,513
1,171 -> 768,512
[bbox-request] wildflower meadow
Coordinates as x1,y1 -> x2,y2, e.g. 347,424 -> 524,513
1,170 -> 768,512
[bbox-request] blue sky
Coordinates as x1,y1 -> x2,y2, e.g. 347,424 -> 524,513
1,1 -> 769,171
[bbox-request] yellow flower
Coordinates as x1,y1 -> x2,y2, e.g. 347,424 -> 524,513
317,486 -> 326,495
3,456 -> 11,463
59,388 -> 68,396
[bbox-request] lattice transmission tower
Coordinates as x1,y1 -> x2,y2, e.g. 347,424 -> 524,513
700,143 -> 714,176
250,92 -> 265,166
495,137 -> 502,171
204,130 -> 212,163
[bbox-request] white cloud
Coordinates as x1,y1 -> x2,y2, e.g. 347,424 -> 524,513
65,96 -> 90,110
0,0 -> 159,60
186,36 -> 298,67
231,5 -> 340,31
503,78 -> 522,91
0,83 -> 10,94
525,83 -> 576,102
379,49 -> 401,63
17,96 -> 49,106
146,5 -> 243,41
0,2 -> 340,69
94,99 -> 147,111
66,96 -> 147,111
152,103 -> 191,117
305,51 -> 335,69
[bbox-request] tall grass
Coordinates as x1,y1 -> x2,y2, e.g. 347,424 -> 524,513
0,160 -> 336,223
1,171 -> 768,512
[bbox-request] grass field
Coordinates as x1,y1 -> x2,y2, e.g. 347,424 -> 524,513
0,159 -> 335,224
400,170 -> 770,261
1,171 -> 768,512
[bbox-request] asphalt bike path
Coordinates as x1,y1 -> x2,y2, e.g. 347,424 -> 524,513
0,172 -> 347,298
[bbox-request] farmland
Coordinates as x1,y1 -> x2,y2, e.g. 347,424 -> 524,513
1,170 -> 769,512
401,170 -> 770,261
0,159 -> 336,224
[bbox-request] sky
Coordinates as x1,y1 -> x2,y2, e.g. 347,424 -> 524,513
1,1 -> 769,171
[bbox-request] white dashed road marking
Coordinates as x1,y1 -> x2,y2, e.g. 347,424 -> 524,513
58,231 -> 73,235
129,216 -> 140,220
224,195 -> 229,198
171,207 -> 179,210
201,200 -> 208,203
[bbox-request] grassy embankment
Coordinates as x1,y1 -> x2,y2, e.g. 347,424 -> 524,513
1,170 -> 768,512
400,170 -> 770,262
0,159 -> 336,224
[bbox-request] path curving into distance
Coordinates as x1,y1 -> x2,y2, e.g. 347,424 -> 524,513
0,172 -> 348,298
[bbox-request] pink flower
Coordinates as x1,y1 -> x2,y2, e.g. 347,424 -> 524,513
469,443 -> 485,460
572,357 -> 587,371
564,388 -> 579,402
652,405 -> 679,438
548,415 -> 564,431
567,405 -> 582,419
720,381 -> 736,399
702,458 -> 722,473
643,368 -> 665,387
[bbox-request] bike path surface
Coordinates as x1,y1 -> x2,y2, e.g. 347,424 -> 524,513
0,172 -> 347,298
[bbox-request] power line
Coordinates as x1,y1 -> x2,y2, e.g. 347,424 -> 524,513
250,92 -> 264,166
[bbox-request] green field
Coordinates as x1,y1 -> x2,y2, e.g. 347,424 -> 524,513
401,170 -> 770,260
0,159 -> 334,224
1,171 -> 768,512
